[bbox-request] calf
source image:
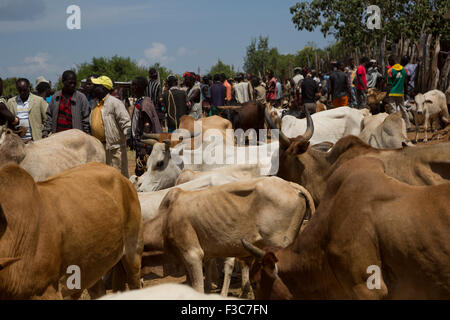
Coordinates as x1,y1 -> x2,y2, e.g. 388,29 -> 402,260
412,89 -> 449,142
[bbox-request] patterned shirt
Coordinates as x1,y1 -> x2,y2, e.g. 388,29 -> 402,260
56,94 -> 73,132
16,97 -> 32,140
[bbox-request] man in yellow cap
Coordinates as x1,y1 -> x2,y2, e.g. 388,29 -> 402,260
90,75 -> 131,177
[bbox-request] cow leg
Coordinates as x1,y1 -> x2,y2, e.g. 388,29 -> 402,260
182,248 -> 205,293
87,279 -> 106,299
414,113 -> 419,143
121,215 -> 144,290
423,111 -> 430,142
220,257 -> 235,297
204,258 -> 219,293
34,283 -> 63,300
111,261 -> 127,292
239,257 -> 253,298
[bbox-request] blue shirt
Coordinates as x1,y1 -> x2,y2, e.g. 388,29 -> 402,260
210,82 -> 226,107
46,95 -> 52,104
276,82 -> 282,100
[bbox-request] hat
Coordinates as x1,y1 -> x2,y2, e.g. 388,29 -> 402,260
293,67 -> 302,72
91,76 -> 113,90
370,59 -> 377,63
35,76 -> 49,86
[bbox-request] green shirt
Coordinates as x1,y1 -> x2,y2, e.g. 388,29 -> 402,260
387,64 -> 406,97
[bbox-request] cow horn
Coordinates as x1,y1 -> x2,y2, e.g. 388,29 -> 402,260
302,107 -> 314,142
140,138 -> 159,146
241,239 -> 265,259
264,107 -> 291,147
142,133 -> 162,140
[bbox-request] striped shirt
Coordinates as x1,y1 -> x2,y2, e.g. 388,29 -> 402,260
16,98 -> 32,140
146,79 -> 161,109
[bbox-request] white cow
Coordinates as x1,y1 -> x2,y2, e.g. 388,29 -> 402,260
99,283 -> 241,300
133,139 -> 278,192
160,177 -> 315,294
412,89 -> 449,142
0,128 -> 105,181
359,112 -> 413,149
281,106 -> 369,144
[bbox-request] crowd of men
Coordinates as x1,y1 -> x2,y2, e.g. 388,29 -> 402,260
0,54 -> 418,178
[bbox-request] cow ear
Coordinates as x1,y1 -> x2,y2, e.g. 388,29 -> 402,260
0,257 -> 20,270
289,141 -> 310,155
262,252 -> 278,272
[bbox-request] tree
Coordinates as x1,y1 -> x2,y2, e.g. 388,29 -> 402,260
208,59 -> 236,78
244,36 -> 270,76
290,0 -> 450,47
1,78 -> 20,98
76,56 -> 148,85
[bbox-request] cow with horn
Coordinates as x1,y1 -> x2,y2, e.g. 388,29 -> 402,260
264,103 -> 450,207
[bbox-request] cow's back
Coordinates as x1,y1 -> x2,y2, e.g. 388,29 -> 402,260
20,129 -> 106,181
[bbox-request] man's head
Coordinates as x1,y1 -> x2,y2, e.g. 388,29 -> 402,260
91,76 -> 113,100
235,73 -> 243,82
84,74 -> 99,95
183,72 -> 195,88
214,74 -> 221,82
220,73 -> 227,83
370,59 -> 377,68
266,69 -> 274,80
348,57 -> 355,67
131,76 -> 149,98
202,75 -> 211,84
294,67 -> 302,75
388,55 -> 397,67
251,76 -> 260,88
401,55 -> 410,66
149,68 -> 158,80
167,76 -> 178,88
36,81 -> 51,98
337,61 -> 345,71
61,70 -> 77,95
360,57 -> 370,67
16,78 -> 31,102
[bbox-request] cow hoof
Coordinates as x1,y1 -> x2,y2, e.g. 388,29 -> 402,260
412,140 -> 417,144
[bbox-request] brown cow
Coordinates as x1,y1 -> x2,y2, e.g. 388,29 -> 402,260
141,115 -> 233,149
367,88 -> 387,114
242,157 -> 450,299
218,101 -> 266,143
0,163 -> 143,299
264,107 -> 450,206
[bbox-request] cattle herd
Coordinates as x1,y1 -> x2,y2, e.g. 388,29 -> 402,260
0,92 -> 449,300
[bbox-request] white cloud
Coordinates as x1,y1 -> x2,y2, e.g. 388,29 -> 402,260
177,47 -> 188,56
143,42 -> 174,65
7,52 -> 61,78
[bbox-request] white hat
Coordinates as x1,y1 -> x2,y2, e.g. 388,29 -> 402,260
35,76 -> 49,86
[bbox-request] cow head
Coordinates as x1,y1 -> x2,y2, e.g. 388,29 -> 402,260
241,239 -> 293,300
413,93 -> 433,115
0,128 -> 26,167
137,139 -> 182,192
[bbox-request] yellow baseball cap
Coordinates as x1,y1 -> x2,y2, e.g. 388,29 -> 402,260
91,76 -> 113,90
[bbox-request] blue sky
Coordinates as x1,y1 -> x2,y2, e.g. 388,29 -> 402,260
0,0 -> 333,84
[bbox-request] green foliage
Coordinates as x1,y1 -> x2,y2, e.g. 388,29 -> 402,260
208,59 -> 236,78
1,77 -> 20,98
76,55 -> 148,85
290,0 -> 450,46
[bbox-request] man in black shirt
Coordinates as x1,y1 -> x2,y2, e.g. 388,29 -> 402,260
329,61 -> 351,108
161,76 -> 189,132
301,73 -> 318,116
